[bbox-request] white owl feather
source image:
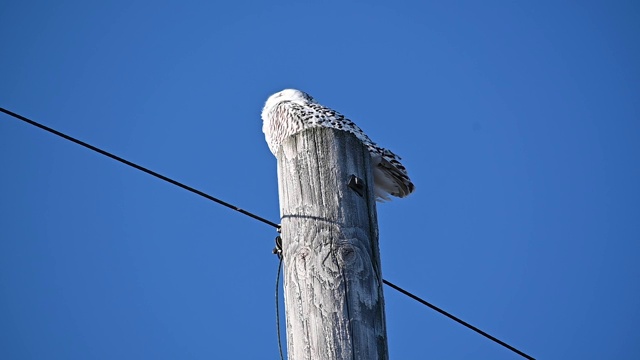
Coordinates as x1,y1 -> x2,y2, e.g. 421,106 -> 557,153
261,89 -> 415,201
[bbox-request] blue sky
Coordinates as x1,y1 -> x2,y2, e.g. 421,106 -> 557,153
1,1 -> 638,359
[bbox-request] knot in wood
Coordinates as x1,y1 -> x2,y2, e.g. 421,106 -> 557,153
337,243 -> 358,266
294,246 -> 312,277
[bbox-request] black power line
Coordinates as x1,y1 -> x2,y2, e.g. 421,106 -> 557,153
383,280 -> 535,360
1,106 -> 535,360
0,107 -> 279,229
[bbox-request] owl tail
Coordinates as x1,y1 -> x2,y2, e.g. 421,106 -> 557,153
372,157 -> 415,201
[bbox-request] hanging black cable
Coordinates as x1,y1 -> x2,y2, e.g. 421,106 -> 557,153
275,252 -> 285,360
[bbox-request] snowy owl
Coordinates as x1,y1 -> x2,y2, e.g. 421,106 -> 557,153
261,89 -> 415,201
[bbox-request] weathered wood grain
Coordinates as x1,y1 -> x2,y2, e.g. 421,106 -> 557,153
277,127 -> 388,360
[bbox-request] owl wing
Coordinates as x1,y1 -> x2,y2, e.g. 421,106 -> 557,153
286,102 -> 415,200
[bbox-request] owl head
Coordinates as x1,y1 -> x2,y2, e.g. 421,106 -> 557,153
262,89 -> 315,115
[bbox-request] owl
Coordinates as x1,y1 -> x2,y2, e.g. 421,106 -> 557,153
261,89 -> 414,201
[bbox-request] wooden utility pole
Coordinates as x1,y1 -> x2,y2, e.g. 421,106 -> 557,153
276,127 -> 389,360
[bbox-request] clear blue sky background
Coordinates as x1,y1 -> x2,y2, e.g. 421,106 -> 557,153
1,1 -> 638,359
